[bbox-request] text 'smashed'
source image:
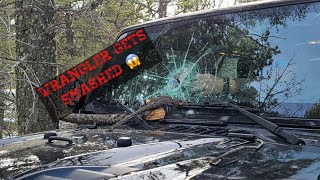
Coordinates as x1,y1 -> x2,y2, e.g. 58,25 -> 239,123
35,28 -> 162,119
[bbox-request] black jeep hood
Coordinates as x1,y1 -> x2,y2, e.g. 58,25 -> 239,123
1,129 -> 320,180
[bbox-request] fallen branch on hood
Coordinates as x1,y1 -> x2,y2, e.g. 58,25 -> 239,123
62,113 -> 129,125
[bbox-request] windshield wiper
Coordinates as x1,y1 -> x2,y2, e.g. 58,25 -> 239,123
111,96 -> 182,129
109,96 -> 303,145
225,102 -> 303,145
115,100 -> 154,130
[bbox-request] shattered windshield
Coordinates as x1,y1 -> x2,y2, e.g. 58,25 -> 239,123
113,2 -> 320,118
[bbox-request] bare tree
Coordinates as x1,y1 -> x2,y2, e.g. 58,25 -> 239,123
15,0 -> 58,134
0,91 -> 4,138
257,54 -> 304,112
158,0 -> 169,18
0,0 -> 16,138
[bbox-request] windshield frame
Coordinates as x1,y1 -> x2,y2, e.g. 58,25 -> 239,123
116,0 -> 320,41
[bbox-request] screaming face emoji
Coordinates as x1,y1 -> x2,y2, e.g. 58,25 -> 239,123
126,54 -> 141,69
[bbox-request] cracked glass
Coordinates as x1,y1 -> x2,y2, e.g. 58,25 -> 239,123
113,2 -> 320,118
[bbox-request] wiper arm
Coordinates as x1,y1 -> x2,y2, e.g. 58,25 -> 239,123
111,96 -> 183,129
226,102 -> 303,145
115,100 -> 153,130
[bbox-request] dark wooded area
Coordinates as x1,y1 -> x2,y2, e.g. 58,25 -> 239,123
2,0 -> 254,137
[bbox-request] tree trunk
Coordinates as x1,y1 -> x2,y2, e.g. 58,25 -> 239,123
65,7 -> 75,56
15,0 -> 58,134
158,0 -> 169,18
0,89 -> 4,139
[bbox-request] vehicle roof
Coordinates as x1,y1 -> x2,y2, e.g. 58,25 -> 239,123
118,0 -> 320,36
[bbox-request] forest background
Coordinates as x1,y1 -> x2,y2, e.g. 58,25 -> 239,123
0,0 -> 270,138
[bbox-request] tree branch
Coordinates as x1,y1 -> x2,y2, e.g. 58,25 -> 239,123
63,113 -> 128,125
0,91 -> 14,103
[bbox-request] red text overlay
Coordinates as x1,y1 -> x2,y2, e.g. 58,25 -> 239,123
36,29 -> 148,106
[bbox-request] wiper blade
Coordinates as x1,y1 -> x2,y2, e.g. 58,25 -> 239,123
226,102 -> 303,145
110,97 -> 301,145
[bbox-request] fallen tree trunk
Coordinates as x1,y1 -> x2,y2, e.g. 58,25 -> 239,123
62,113 -> 129,125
